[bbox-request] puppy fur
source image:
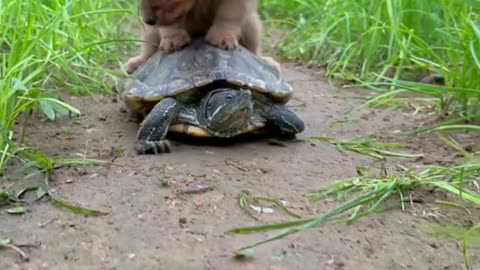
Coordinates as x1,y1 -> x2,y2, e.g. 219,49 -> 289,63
125,0 -> 281,74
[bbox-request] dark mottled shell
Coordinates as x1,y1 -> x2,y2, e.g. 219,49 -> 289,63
116,38 -> 293,112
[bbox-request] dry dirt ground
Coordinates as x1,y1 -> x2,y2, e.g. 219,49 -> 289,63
1,62 -> 479,270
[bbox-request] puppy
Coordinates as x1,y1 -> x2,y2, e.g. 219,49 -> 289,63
125,0 -> 281,75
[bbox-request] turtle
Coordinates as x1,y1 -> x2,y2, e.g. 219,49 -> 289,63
115,37 -> 305,155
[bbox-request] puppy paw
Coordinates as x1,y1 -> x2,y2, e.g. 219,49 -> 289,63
124,56 -> 147,74
160,31 -> 191,52
262,56 -> 282,76
206,29 -> 239,50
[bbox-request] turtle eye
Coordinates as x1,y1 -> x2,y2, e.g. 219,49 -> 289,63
226,94 -> 233,100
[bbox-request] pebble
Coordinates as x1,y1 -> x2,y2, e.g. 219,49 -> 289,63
65,178 -> 74,184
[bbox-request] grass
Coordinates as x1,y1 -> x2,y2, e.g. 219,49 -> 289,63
0,0 -> 139,213
239,3 -> 480,265
228,151 -> 480,267
237,193 -> 302,221
310,135 -> 424,160
0,137 -> 112,215
0,0 -> 137,176
428,223 -> 480,270
260,0 -> 480,121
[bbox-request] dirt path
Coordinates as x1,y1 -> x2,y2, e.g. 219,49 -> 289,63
0,63 -> 475,270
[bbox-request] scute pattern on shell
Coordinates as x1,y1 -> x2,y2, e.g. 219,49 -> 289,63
118,38 -> 293,112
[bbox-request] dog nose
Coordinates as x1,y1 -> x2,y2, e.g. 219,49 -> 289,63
144,16 -> 157,25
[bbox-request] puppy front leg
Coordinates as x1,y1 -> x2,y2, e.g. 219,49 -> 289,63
159,23 -> 192,53
240,8 -> 282,75
206,0 -> 247,50
125,24 -> 160,74
241,10 -> 263,55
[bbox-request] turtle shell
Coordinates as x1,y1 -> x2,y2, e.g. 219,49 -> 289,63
116,37 -> 293,114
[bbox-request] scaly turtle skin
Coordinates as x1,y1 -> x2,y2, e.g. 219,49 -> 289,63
115,37 -> 304,155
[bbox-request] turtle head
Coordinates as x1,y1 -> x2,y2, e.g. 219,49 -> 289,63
202,88 -> 254,133
141,0 -> 195,26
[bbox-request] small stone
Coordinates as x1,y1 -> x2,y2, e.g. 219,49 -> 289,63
360,114 -> 369,120
65,178 -> 74,184
179,217 -> 187,225
128,253 -> 136,260
259,168 -> 268,174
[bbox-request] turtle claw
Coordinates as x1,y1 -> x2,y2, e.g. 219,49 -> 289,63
135,140 -> 172,155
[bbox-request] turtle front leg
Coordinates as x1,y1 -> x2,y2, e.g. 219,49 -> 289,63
264,104 -> 305,139
135,97 -> 181,155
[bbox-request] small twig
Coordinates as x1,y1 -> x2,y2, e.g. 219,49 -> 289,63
400,197 -> 424,204
1,243 -> 30,261
39,217 -> 59,228
178,183 -> 213,195
16,242 -> 41,248
18,109 -> 33,145
224,158 -> 248,172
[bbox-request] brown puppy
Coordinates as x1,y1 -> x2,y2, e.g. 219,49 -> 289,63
125,0 -> 281,74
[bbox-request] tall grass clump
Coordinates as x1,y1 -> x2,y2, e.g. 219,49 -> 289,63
260,0 -> 480,120
0,0 -> 136,174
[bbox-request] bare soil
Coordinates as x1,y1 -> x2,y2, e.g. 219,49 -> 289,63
1,62 -> 478,270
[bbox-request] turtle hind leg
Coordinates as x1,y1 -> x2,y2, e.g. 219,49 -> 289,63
135,97 -> 181,155
264,104 -> 305,139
